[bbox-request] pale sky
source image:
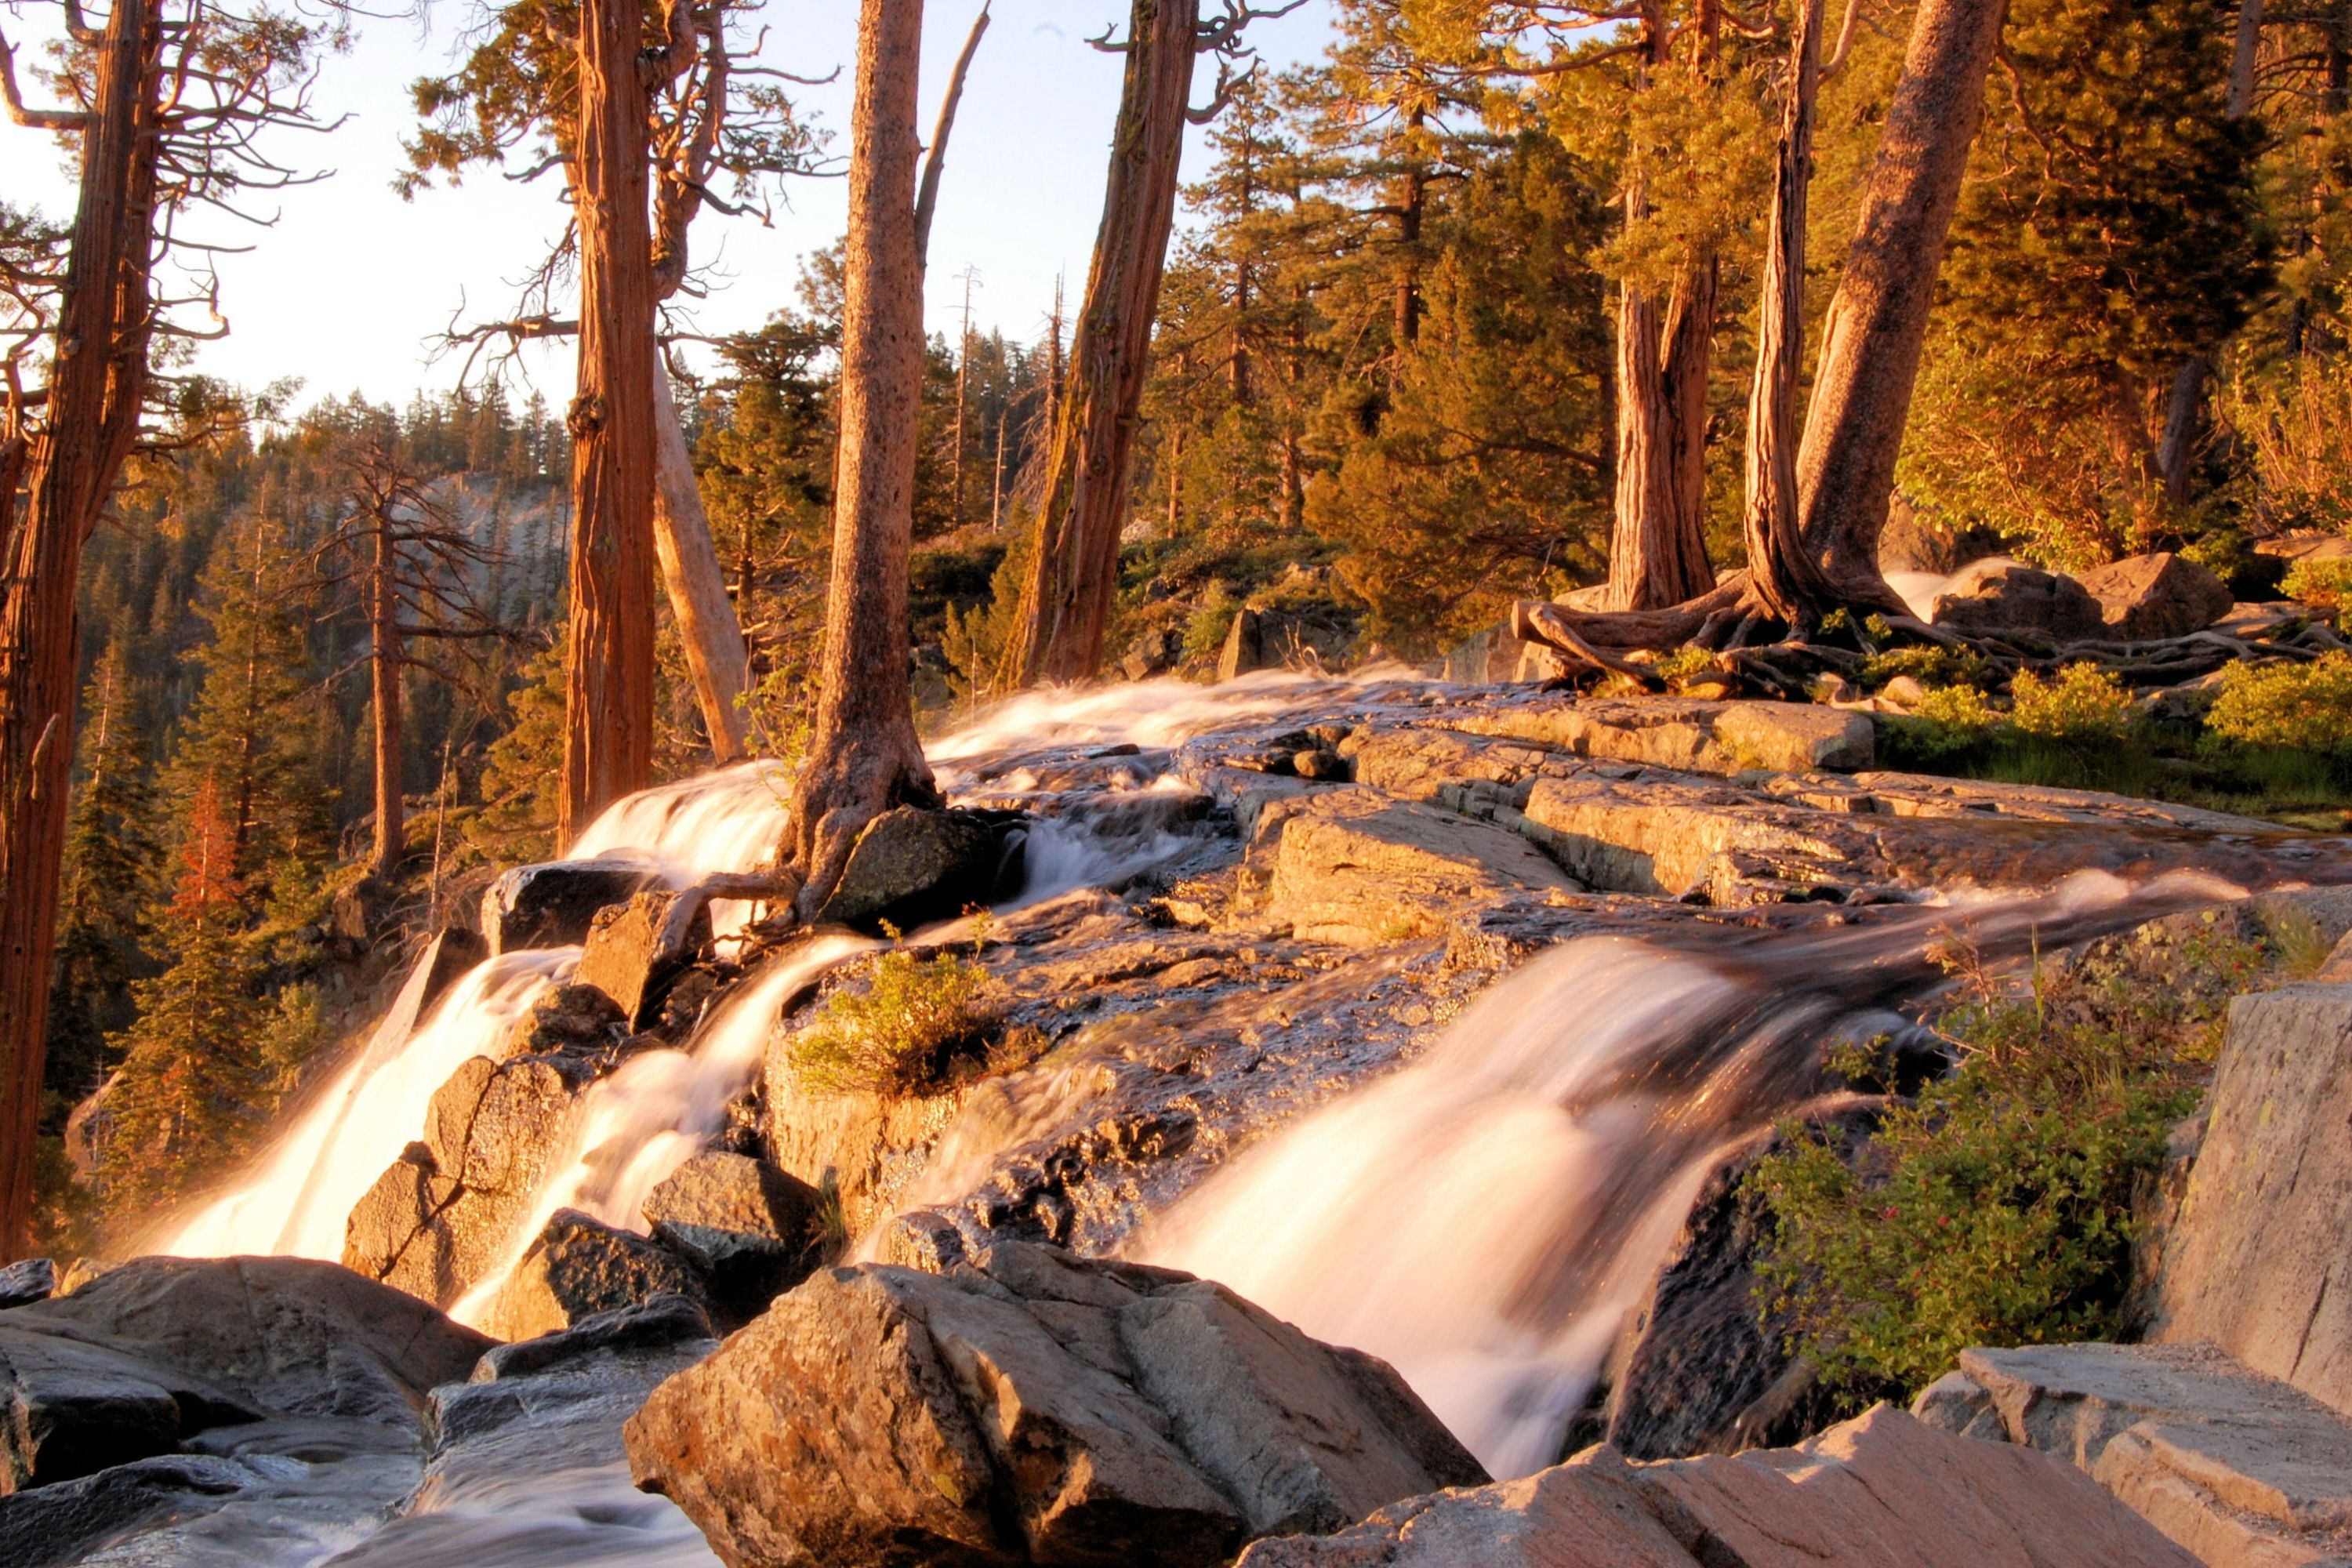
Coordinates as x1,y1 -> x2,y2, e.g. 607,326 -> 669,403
0,0 -> 1337,407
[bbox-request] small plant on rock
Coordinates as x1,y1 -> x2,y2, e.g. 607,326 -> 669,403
788,931 -> 1000,1099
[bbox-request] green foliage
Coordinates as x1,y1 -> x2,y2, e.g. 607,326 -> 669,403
470,633 -> 568,863
786,939 -> 1000,1100
2007,665 -> 2141,744
1750,928 -> 2264,1404
2283,557 -> 2352,620
1856,644 -> 1989,694
1887,684 -> 2002,759
2204,652 -> 2352,763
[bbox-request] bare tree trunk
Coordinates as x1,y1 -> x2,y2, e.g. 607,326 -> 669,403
0,0 -> 158,1261
1394,105 -> 1428,350
1744,0 -> 1831,620
1607,269 -> 1709,609
652,365 -> 750,761
1790,0 -> 2006,616
1661,256 -> 1718,579
788,0 -> 939,916
368,519 -> 403,880
559,0 -> 661,847
1011,0 -> 1197,685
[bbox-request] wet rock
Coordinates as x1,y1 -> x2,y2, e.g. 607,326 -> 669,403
481,858 -> 662,956
817,807 -> 1004,934
2078,551 -> 2234,641
624,1243 -> 1486,1568
642,1151 -> 822,1323
2146,982 -> 2352,1414
0,1258 -> 55,1309
576,890 -> 710,1028
1929,559 -> 2106,640
503,981 -> 630,1059
1458,695 -> 1875,776
479,1209 -> 708,1342
0,1451 -> 255,1567
1261,788 -> 1581,943
1951,1341 -> 2352,1566
1233,1405 -> 2195,1568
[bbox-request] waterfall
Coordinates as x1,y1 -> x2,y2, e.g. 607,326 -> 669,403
1133,869 -> 2244,1478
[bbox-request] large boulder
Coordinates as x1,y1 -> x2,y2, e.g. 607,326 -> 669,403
2076,552 -> 2234,641
624,1243 -> 1486,1568
0,1258 -> 53,1309
1920,1341 -> 2352,1568
1929,560 -> 2106,641
575,889 -> 711,1028
1259,788 -> 1582,943
481,858 -> 663,956
1234,1405 -> 2192,1568
0,1257 -> 488,1494
2145,982 -> 2352,1415
642,1152 -> 822,1324
815,808 -> 1006,934
477,1210 -> 710,1348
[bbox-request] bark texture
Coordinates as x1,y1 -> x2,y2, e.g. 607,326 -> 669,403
0,0 -> 162,1261
560,0 -> 662,847
1012,0 -> 1197,685
369,519 -> 404,880
652,366 -> 750,762
1788,0 -> 2007,617
787,0 -> 939,917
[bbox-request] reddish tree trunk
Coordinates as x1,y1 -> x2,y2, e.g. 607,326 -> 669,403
369,520 -> 403,880
0,0 -> 161,1261
1790,0 -> 2006,616
560,0 -> 661,847
1013,0 -> 1197,685
1607,267 -> 1710,610
787,0 -> 939,915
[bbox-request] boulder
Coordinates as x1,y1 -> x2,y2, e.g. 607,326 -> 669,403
2256,531 -> 2352,564
815,808 -> 1004,934
503,981 -> 630,1058
576,890 -> 710,1028
481,858 -> 662,956
2147,982 -> 2352,1414
642,1151 -> 822,1323
331,874 -> 393,943
0,1258 -> 54,1309
2076,552 -> 2234,641
1122,623 -> 1184,682
0,1452 -> 256,1568
1234,1405 -> 2192,1568
1217,607 -> 1352,681
1259,788 -> 1582,943
1929,560 -> 2106,640
624,1243 -> 1486,1568
1458,696 -> 1875,776
478,1209 -> 708,1343
1933,1341 -> 2352,1568
0,1257 -> 488,1494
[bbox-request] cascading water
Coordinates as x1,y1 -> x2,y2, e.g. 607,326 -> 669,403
1134,868 -> 2245,1479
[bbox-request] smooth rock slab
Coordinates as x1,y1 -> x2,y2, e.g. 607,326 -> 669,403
1235,1405 -> 2190,1567
481,859 -> 662,956
1261,787 -> 1581,943
1459,696 -> 1874,776
624,1243 -> 1485,1568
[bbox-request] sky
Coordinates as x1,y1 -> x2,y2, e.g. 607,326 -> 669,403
0,0 -> 1338,408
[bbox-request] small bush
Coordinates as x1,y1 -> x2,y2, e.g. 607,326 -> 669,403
788,941 -> 998,1099
1183,580 -> 1240,663
2282,557 -> 2352,619
1857,643 -> 1989,693
2205,652 -> 2352,762
2008,663 -> 2140,744
1748,927 -> 2265,1406
1883,683 -> 2001,760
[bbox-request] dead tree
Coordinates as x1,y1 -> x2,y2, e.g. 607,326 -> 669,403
0,0 -> 335,1261
787,0 -> 942,917
1011,0 -> 1301,687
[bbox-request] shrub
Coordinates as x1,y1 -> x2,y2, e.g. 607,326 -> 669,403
1748,927 -> 2263,1406
2284,557 -> 2352,619
2008,663 -> 2140,744
1182,580 -> 1240,664
788,940 -> 998,1098
1884,683 -> 2001,760
2205,652 -> 2352,762
1857,644 -> 1989,693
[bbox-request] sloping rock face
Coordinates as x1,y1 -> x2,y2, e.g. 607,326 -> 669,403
624,1243 -> 1486,1568
481,858 -> 663,954
1259,787 -> 1583,943
1930,560 -> 2106,639
644,1152 -> 823,1323
479,1209 -> 710,1341
2078,552 -> 2234,641
1235,1405 -> 2191,1568
0,1257 -> 490,1565
1917,1342 -> 2352,1568
576,889 -> 711,1027
2146,981 -> 2352,1415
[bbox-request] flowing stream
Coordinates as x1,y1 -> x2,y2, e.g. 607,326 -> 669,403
136,671 -> 2256,1563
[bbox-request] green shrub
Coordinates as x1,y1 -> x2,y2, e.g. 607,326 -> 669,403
1883,683 -> 2002,760
2282,556 -> 2352,619
2008,663 -> 2140,743
1857,643 -> 1989,693
2205,652 -> 2352,761
1182,580 -> 1240,664
1748,928 -> 2262,1406
788,940 -> 998,1099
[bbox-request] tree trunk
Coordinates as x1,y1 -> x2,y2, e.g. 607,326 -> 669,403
368,521 -> 402,881
1607,272 -> 1710,609
0,0 -> 159,1261
1743,0 -> 1832,620
1394,107 -> 1428,350
1789,0 -> 2007,616
559,0 -> 661,848
787,0 -> 939,917
1661,255 -> 1718,581
1011,0 -> 1197,686
652,365 -> 750,762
